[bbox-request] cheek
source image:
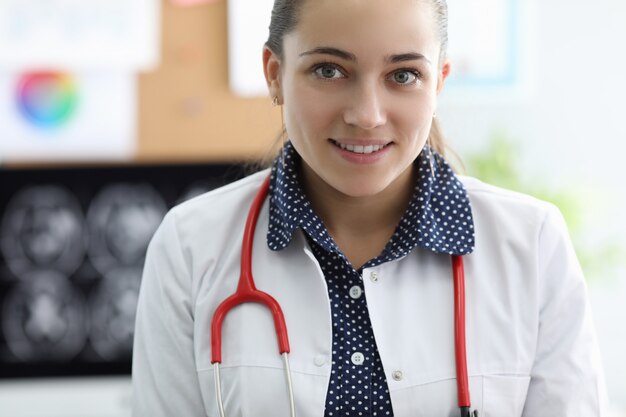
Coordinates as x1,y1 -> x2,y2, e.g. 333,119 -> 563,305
392,94 -> 437,138
285,82 -> 340,134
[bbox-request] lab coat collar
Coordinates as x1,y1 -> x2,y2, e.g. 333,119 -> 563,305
266,142 -> 475,256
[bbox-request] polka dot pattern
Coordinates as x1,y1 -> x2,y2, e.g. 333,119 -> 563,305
267,142 -> 475,255
307,239 -> 394,416
266,141 -> 475,416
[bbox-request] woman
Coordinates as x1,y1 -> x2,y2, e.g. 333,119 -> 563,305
132,0 -> 608,415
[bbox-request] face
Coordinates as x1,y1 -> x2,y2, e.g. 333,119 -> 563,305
264,0 -> 450,199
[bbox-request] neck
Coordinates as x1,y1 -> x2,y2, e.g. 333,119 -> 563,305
301,164 -> 415,269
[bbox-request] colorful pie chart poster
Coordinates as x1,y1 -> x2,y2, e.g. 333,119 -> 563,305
0,71 -> 136,162
16,72 -> 79,129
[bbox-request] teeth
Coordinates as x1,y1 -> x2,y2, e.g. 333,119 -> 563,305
337,142 -> 385,154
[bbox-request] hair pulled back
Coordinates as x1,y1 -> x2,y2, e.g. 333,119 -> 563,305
265,0 -> 451,158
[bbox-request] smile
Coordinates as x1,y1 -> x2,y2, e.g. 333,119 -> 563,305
330,139 -> 390,154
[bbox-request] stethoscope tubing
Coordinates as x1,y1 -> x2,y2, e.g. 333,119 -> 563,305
210,176 -> 289,364
453,254 -> 470,407
210,174 -> 476,416
210,176 -> 295,417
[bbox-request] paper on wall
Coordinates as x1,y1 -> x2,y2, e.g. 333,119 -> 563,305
0,0 -> 161,71
228,0 -> 273,97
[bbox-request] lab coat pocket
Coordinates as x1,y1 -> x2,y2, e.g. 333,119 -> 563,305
390,374 -> 529,417
197,365 -> 328,417
390,376 -> 482,417
482,374 -> 531,417
197,365 -> 289,417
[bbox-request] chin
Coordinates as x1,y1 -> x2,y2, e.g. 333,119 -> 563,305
330,177 -> 394,199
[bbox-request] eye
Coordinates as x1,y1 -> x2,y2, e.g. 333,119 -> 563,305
313,64 -> 345,80
389,69 -> 420,85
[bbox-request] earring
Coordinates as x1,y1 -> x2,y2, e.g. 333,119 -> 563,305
272,96 -> 280,107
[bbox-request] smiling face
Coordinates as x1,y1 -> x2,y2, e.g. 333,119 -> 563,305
264,0 -> 450,199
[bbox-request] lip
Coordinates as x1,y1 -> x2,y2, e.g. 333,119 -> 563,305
328,138 -> 393,164
330,138 -> 392,146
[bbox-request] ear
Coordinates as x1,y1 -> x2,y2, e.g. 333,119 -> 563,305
263,46 -> 283,102
436,59 -> 451,95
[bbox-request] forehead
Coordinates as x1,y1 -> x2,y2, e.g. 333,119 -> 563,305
287,0 -> 439,56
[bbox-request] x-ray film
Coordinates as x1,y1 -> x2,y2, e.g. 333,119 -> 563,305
0,163 -> 244,378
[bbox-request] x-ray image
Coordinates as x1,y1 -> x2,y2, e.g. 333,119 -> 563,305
88,267 -> 142,361
87,184 -> 166,276
0,163 -> 244,378
0,185 -> 86,278
2,270 -> 87,362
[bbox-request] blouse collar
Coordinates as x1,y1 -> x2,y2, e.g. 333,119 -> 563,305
266,142 -> 475,256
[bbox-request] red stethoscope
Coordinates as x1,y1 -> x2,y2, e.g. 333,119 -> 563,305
210,175 -> 478,417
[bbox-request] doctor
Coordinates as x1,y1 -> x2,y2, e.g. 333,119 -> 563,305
132,0 -> 608,415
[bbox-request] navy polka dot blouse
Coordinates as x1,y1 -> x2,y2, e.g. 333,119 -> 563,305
267,142 -> 475,416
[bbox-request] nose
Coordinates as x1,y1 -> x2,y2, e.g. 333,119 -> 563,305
343,80 -> 387,130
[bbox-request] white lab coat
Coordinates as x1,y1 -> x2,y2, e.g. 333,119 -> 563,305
132,169 -> 608,417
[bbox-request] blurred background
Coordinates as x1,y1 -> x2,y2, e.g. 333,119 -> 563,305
0,0 -> 624,416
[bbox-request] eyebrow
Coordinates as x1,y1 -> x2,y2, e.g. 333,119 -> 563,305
298,47 -> 431,65
388,52 -> 431,65
299,47 -> 357,61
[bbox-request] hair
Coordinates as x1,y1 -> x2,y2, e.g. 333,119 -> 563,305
264,0 -> 456,162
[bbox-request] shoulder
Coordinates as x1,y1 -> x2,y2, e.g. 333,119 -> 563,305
460,175 -> 551,210
456,177 -> 581,304
172,169 -> 268,215
154,169 -> 270,253
459,175 -> 559,223
458,175 -> 568,254
170,167 -> 269,227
